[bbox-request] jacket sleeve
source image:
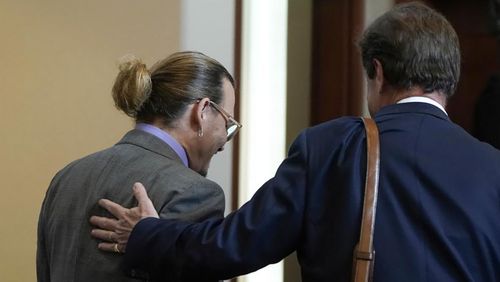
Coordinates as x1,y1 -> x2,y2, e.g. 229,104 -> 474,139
36,197 -> 50,282
124,130 -> 309,280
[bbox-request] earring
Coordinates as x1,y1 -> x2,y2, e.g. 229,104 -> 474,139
198,128 -> 204,137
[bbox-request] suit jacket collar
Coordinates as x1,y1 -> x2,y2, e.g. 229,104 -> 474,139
116,129 -> 185,165
375,102 -> 450,122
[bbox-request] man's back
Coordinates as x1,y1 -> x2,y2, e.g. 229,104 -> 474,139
376,103 -> 499,280
37,130 -> 224,281
300,102 -> 500,281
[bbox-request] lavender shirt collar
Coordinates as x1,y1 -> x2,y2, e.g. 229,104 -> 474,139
135,123 -> 189,167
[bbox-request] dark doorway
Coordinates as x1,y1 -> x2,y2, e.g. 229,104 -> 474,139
310,0 -> 365,125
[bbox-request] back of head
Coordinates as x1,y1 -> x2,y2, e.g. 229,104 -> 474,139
359,2 -> 461,97
112,51 -> 234,125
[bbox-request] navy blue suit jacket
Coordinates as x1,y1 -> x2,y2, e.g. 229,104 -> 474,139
124,103 -> 500,281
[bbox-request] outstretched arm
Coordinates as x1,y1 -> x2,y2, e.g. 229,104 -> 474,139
125,131 -> 309,280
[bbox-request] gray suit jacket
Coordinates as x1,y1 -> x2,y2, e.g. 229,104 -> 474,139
37,129 -> 225,282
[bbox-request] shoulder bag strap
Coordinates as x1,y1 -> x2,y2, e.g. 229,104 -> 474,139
352,117 -> 380,282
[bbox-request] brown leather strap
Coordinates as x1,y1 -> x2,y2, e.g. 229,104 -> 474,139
352,117 -> 380,282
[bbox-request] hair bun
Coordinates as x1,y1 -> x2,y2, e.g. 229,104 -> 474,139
112,55 -> 152,117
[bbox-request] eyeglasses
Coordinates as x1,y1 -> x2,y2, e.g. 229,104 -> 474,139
209,101 -> 242,141
196,99 -> 242,141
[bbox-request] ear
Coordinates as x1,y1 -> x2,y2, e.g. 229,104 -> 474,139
372,59 -> 385,95
192,98 -> 211,133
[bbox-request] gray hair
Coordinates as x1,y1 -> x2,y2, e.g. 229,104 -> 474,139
359,2 -> 461,97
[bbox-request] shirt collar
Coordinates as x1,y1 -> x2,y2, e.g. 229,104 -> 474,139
397,96 -> 447,115
134,123 -> 189,167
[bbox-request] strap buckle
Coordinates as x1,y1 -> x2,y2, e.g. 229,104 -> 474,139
354,249 -> 375,261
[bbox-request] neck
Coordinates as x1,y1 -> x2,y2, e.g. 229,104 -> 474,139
146,119 -> 190,149
381,87 -> 447,109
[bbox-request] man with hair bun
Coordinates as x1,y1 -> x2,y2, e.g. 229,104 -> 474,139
91,2 -> 500,281
37,51 -> 241,281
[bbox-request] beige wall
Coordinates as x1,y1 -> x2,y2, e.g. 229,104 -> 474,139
284,0 -> 312,281
286,0 -> 312,149
0,1 -> 180,280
